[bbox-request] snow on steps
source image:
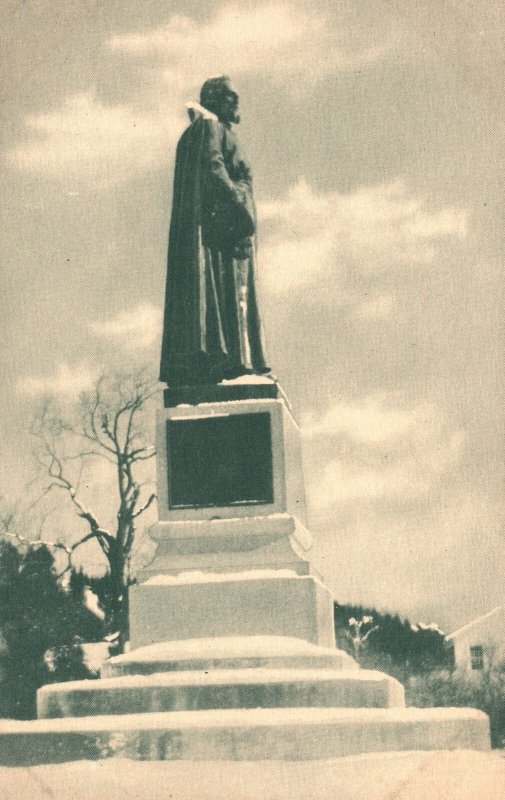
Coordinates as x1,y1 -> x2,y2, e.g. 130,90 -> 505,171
0,707 -> 489,765
38,668 -> 405,719
102,635 -> 358,676
0,635 -> 488,765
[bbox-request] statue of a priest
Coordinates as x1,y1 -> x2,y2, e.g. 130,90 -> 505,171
159,76 -> 270,386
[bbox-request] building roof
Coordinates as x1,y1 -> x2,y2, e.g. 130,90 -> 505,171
447,605 -> 504,640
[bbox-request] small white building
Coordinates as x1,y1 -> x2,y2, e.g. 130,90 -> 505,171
447,605 -> 505,674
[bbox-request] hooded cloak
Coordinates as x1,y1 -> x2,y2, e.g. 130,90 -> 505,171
159,103 -> 269,386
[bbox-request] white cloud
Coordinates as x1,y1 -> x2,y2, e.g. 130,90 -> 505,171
310,492 -> 505,627
8,4 -> 391,186
109,4 -> 390,90
8,91 -> 182,188
302,393 -> 465,508
259,179 -> 468,296
90,303 -> 162,350
18,363 -> 98,398
302,393 -> 419,443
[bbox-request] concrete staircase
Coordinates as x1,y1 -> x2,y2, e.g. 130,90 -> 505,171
0,635 -> 490,764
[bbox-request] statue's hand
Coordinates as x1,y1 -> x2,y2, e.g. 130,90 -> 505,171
206,180 -> 255,249
231,181 -> 255,239
232,237 -> 253,260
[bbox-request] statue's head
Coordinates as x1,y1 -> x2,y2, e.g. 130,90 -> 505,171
200,76 -> 240,124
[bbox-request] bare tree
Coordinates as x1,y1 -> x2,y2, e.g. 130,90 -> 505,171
0,503 -> 76,575
27,369 -> 159,645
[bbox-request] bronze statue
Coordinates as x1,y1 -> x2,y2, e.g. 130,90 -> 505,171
159,76 -> 270,386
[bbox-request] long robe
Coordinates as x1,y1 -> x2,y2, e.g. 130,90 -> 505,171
159,109 -> 269,386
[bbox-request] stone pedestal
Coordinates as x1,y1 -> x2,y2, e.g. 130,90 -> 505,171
130,382 -> 328,649
129,571 -> 335,650
0,379 -> 489,766
143,392 -> 311,571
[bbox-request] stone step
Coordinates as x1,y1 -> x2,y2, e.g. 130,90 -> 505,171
103,636 -> 357,677
0,707 -> 490,765
38,668 -> 404,719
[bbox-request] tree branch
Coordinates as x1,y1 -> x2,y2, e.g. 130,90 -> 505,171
132,492 -> 156,519
24,369 -> 159,639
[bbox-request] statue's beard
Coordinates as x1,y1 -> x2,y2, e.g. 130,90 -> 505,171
220,111 -> 240,124
218,106 -> 240,124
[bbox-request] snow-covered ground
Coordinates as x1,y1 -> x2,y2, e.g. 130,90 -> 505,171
1,750 -> 504,800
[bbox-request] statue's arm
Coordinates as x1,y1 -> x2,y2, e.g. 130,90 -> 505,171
202,119 -> 255,241
203,120 -> 242,202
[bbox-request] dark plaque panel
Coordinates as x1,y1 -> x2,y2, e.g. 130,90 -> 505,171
166,412 -> 274,509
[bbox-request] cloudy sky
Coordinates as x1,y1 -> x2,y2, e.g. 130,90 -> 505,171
1,0 -> 503,630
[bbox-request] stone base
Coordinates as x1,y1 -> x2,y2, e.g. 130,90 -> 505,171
37,668 -> 405,719
139,515 -> 313,580
14,632 -> 490,765
128,572 -> 336,650
103,636 -> 358,677
0,707 -> 490,765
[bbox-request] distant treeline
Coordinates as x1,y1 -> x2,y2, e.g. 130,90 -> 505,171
334,602 -> 451,679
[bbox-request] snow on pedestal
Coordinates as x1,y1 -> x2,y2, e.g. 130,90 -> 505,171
129,569 -> 336,649
0,387 -> 488,768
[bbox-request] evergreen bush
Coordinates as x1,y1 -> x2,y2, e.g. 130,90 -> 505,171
0,540 -> 104,718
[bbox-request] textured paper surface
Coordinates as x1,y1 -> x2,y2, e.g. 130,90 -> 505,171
1,1 -> 503,795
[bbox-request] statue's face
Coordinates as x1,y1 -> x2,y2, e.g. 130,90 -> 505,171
217,84 -> 240,124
